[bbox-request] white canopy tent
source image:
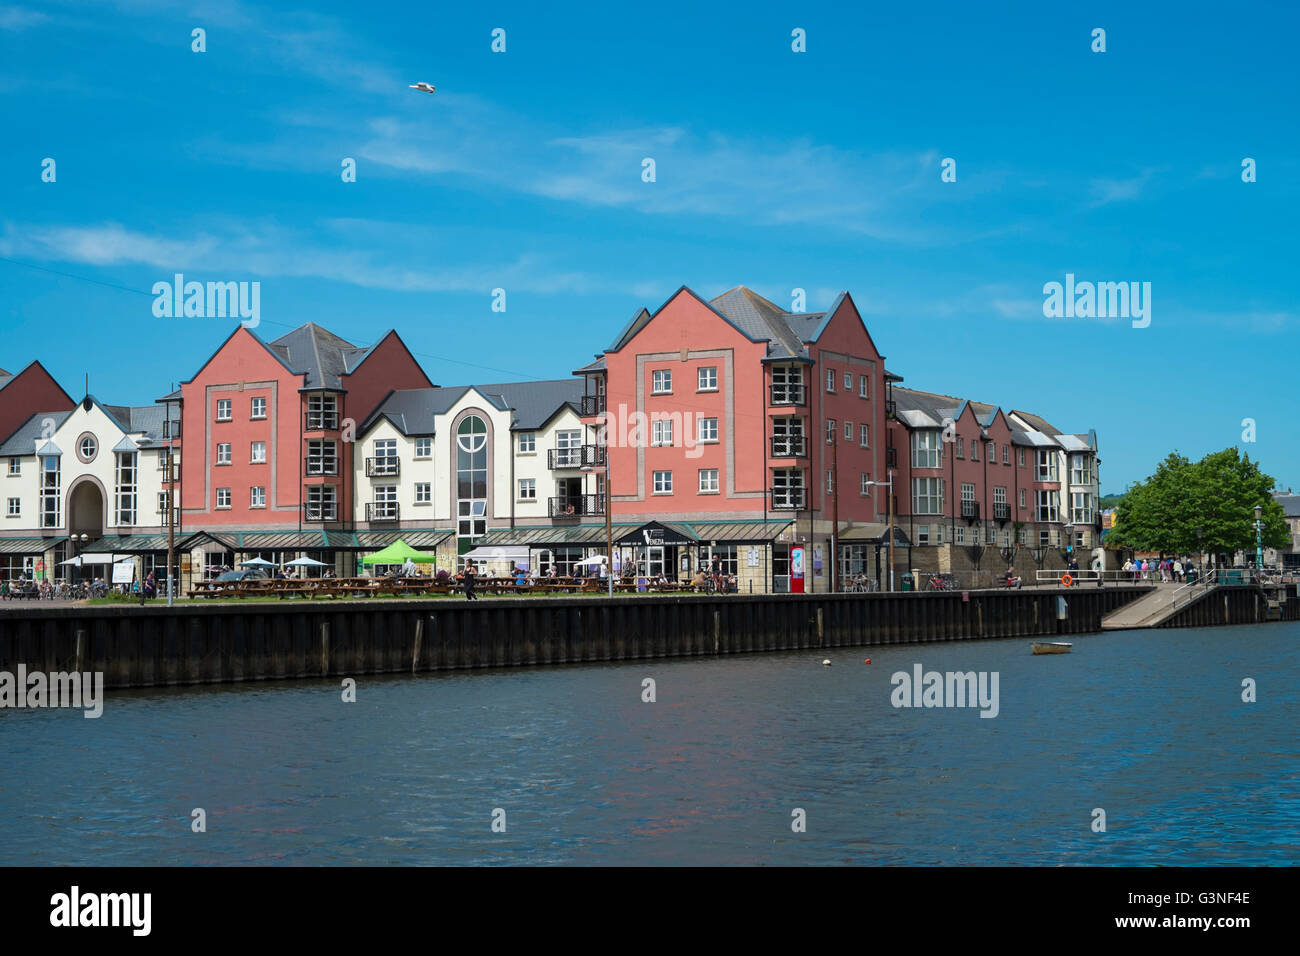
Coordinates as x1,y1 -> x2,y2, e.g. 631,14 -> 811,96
284,557 -> 329,567
59,554 -> 123,566
462,545 -> 531,569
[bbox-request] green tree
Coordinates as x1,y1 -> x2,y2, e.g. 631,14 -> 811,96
1107,448 -> 1287,561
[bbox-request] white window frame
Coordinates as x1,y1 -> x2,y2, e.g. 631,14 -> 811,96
250,441 -> 266,464
518,478 -> 536,501
652,369 -> 672,394
415,437 -> 433,459
415,482 -> 432,504
826,369 -> 835,392
250,397 -> 267,420
216,399 -> 232,422
216,488 -> 231,509
859,374 -> 869,398
699,468 -> 720,494
652,470 -> 673,494
860,424 -> 870,448
516,433 -> 535,454
250,486 -> 266,508
697,367 -> 718,392
216,443 -> 231,466
6,497 -> 19,517
652,419 -> 674,446
698,417 -> 719,443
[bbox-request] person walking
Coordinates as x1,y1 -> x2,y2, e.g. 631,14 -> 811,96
463,560 -> 478,601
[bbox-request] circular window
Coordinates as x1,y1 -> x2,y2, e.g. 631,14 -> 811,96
76,433 -> 98,463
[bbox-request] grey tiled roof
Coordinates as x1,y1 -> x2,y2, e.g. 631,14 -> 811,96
0,399 -> 179,456
1273,493 -> 1300,517
709,286 -> 819,359
476,379 -> 583,430
0,411 -> 72,455
0,371 -> 12,392
267,323 -> 380,389
365,379 -> 583,436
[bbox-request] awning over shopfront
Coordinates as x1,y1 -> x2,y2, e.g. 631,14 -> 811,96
0,536 -> 67,554
477,524 -> 640,548
353,529 -> 454,551
615,521 -> 696,546
664,519 -> 793,544
88,532 -> 224,553
838,523 -> 911,546
462,545 -> 531,564
193,530 -> 363,551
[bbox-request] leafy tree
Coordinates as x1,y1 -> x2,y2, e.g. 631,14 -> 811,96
1107,448 -> 1287,561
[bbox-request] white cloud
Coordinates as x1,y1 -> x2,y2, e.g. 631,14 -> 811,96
0,5 -> 48,30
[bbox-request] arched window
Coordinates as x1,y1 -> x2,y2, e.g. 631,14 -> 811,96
456,416 -> 488,544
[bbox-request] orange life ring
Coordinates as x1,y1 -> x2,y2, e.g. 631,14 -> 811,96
1061,573 -> 1073,587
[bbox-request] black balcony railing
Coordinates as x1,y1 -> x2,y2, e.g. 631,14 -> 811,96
580,395 -> 606,417
769,384 -> 807,406
305,457 -> 338,476
305,411 -> 340,431
162,420 -> 181,439
770,488 -> 806,510
303,501 -> 339,522
885,399 -> 897,419
547,445 -> 606,469
548,494 -> 605,518
769,435 -> 808,458
962,500 -> 980,521
365,457 -> 400,477
886,446 -> 898,468
366,501 -> 400,522
993,502 -> 1011,522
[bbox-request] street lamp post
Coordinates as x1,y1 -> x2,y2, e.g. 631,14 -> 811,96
1254,504 -> 1264,573
862,472 -> 895,591
581,459 -> 614,599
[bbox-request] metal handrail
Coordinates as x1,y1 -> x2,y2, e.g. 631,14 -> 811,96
1171,569 -> 1218,608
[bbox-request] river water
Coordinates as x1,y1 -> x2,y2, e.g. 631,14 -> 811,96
1,623 -> 1296,865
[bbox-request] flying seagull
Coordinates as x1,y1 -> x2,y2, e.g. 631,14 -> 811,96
409,82 -> 436,94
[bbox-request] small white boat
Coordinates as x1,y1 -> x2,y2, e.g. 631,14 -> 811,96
1032,642 -> 1072,655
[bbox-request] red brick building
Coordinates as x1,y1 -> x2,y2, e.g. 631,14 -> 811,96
0,361 -> 75,446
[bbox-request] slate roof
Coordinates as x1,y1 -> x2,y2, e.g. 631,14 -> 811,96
266,323 -> 383,390
709,286 -> 822,360
364,379 -> 582,436
893,386 -> 1070,448
0,412 -> 72,455
0,370 -> 12,391
0,398 -> 180,456
1272,493 -> 1300,517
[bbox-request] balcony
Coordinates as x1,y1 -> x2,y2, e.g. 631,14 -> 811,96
365,457 -> 400,477
365,501 -> 400,522
770,488 -> 806,510
548,494 -> 605,518
962,500 -> 980,522
547,445 -> 606,470
303,501 -> 339,522
769,435 -> 808,458
156,507 -> 181,527
162,420 -> 182,439
580,395 -> 606,417
305,458 -> 339,477
993,502 -> 1011,522
886,399 -> 897,420
304,411 -> 340,431
769,384 -> 807,406
886,447 -> 897,468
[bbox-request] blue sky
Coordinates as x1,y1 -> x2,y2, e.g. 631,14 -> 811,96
2,0 -> 1297,493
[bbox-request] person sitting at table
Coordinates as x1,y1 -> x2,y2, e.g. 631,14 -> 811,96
691,568 -> 708,590
1004,567 -> 1022,589
725,574 -> 737,592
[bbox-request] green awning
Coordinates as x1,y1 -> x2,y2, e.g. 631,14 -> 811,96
360,539 -> 440,565
0,536 -> 66,554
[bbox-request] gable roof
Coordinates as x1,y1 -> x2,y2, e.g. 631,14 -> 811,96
268,322 -> 365,390
363,379 -> 583,437
0,411 -> 72,455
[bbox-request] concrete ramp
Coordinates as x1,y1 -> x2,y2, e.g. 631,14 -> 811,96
1100,580 -> 1210,630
